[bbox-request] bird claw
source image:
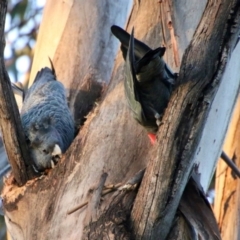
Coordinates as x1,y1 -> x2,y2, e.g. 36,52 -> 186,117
154,112 -> 161,119
155,113 -> 163,127
156,119 -> 162,127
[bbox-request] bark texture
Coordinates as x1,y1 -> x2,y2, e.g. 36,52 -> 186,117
215,97 -> 240,240
131,1 -> 240,239
1,0 -> 240,239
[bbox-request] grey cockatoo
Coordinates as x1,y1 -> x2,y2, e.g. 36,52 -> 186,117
20,65 -> 75,171
0,63 -> 74,174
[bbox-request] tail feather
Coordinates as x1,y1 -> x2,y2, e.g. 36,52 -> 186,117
111,25 -> 151,60
124,28 -> 148,123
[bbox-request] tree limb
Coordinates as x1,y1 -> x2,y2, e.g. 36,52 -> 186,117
0,0 -> 35,186
131,1 -> 240,239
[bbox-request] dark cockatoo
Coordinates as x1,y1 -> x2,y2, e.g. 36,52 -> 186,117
20,65 -> 75,171
111,26 -> 240,177
111,25 -> 176,144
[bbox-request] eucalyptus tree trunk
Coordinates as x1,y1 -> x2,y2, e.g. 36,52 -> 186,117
215,96 -> 240,240
1,0 -> 240,239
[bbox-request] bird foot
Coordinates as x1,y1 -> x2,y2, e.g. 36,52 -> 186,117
156,119 -> 164,127
154,113 -> 163,127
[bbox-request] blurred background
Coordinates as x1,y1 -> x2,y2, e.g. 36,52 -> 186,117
5,0 -> 45,87
1,1 -> 45,239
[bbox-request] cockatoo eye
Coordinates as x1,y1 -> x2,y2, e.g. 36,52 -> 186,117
43,149 -> 49,154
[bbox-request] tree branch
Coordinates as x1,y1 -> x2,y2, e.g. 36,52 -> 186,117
0,0 -> 35,186
131,0 -> 240,239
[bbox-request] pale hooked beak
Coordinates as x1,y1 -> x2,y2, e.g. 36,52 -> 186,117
52,144 -> 62,157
